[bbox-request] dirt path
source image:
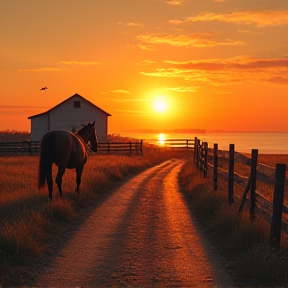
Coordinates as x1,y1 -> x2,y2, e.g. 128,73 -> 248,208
30,159 -> 233,287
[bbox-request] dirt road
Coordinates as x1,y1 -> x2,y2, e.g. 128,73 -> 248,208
32,159 -> 232,287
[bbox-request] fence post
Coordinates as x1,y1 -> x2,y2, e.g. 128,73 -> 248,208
228,144 -> 235,205
204,142 -> 208,178
194,137 -> 198,166
140,140 -> 143,157
200,141 -> 204,173
249,149 -> 258,216
213,143 -> 218,191
270,163 -> 286,248
108,140 -> 110,154
129,141 -> 132,156
29,141 -> 32,156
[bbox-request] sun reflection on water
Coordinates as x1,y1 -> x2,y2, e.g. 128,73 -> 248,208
158,133 -> 166,145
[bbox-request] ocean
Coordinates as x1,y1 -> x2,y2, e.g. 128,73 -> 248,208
117,131 -> 288,154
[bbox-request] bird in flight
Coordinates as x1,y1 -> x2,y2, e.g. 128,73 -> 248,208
40,87 -> 48,91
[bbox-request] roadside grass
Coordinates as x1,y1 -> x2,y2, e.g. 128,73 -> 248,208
0,146 -> 189,281
179,157 -> 288,287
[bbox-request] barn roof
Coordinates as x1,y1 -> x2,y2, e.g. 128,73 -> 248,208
28,93 -> 111,119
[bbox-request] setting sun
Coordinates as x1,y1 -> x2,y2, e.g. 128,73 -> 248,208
154,96 -> 168,113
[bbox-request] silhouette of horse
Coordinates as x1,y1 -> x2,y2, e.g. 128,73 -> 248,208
38,121 -> 98,200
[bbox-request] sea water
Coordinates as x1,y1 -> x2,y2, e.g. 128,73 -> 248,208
117,131 -> 288,154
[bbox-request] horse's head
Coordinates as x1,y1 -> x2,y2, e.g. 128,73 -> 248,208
77,121 -> 98,152
87,121 -> 98,152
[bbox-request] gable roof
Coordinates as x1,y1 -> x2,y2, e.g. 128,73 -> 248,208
28,93 -> 111,119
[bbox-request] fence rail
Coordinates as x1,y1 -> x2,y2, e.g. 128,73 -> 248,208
194,137 -> 287,248
151,138 -> 195,149
0,140 -> 143,156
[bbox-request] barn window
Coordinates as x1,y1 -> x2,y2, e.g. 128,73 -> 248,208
74,101 -> 81,108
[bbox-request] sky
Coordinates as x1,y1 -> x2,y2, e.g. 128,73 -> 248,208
0,0 -> 288,133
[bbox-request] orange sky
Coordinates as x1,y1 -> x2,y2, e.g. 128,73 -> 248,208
0,0 -> 288,133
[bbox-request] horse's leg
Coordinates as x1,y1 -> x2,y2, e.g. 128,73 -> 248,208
55,166 -> 66,198
47,165 -> 53,201
75,165 -> 84,194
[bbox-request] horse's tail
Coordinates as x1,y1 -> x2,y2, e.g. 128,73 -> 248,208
38,132 -> 55,189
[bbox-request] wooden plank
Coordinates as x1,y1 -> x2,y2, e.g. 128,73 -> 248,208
234,152 -> 251,166
258,162 -> 275,176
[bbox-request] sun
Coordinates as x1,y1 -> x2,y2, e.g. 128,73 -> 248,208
153,96 -> 168,113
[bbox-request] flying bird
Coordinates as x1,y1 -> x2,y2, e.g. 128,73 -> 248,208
40,87 -> 48,91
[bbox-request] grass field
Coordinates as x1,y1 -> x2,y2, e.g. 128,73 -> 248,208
0,146 -> 189,283
0,148 -> 287,286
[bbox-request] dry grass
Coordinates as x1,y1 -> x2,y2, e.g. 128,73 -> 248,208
180,156 -> 288,287
0,147 -> 189,282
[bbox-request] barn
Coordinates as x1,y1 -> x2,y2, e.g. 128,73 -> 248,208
28,93 -> 111,142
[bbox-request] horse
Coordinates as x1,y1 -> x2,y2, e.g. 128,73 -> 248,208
38,121 -> 98,200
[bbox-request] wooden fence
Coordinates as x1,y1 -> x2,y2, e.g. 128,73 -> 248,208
158,138 -> 194,149
0,140 -> 143,156
194,137 -> 288,248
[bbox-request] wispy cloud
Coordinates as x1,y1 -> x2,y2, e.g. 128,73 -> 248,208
58,60 -> 100,65
186,10 -> 288,27
167,57 -> 288,70
168,19 -> 184,25
137,33 -> 244,47
0,105 -> 50,115
141,57 -> 288,86
18,67 -> 68,72
164,86 -> 198,93
135,59 -> 157,66
118,22 -> 144,27
17,60 -> 100,72
165,0 -> 186,5
101,90 -> 131,94
105,98 -> 148,102
110,90 -> 131,94
0,105 -> 49,109
115,109 -> 148,114
138,44 -> 155,51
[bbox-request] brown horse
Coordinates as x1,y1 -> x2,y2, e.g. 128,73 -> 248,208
38,121 -> 98,200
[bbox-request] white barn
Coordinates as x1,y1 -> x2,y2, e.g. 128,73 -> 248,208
28,93 -> 111,142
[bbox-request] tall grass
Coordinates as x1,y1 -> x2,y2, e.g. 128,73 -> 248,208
0,147 -> 188,281
179,158 -> 288,287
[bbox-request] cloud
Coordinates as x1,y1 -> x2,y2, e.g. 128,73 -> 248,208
58,60 -> 100,65
265,76 -> 288,85
18,67 -> 68,72
167,57 -> 288,70
168,19 -> 184,25
110,90 -> 131,94
118,22 -> 144,27
137,33 -> 244,47
186,10 -> 288,27
165,0 -> 186,5
115,109 -> 148,114
101,90 -> 131,95
106,98 -> 148,102
141,56 -> 288,86
138,44 -> 155,51
17,60 -> 99,72
0,105 -> 50,116
164,86 -> 198,93
0,105 -> 49,109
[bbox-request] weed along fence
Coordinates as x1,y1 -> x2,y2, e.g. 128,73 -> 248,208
194,137 -> 288,248
0,140 -> 143,156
